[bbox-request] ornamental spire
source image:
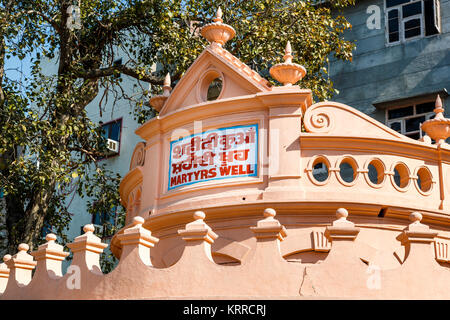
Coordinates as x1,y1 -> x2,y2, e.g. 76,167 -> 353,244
200,8 -> 236,46
214,7 -> 223,23
149,73 -> 172,112
434,94 -> 444,119
269,41 -> 307,87
163,73 -> 172,96
421,95 -> 450,145
284,41 -> 293,64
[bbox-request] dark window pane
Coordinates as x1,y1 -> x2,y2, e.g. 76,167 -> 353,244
92,212 -> 102,225
405,27 -> 421,38
388,106 -> 414,119
405,115 -> 425,132
339,162 -> 355,183
389,121 -> 402,132
394,168 -> 401,186
101,124 -> 109,139
404,18 -> 421,29
402,2 -> 422,17
313,162 -> 329,182
207,78 -> 223,101
389,18 -> 399,32
416,102 -> 435,114
388,9 -> 399,18
386,0 -> 410,8
389,32 -> 400,42
110,120 -> 121,141
406,132 -> 421,140
368,164 -> 379,184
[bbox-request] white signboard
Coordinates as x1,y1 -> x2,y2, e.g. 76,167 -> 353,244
168,124 -> 258,190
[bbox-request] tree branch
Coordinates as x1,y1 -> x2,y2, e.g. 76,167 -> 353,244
79,65 -> 181,86
13,10 -> 61,34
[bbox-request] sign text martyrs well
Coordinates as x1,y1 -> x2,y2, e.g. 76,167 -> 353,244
168,124 -> 258,190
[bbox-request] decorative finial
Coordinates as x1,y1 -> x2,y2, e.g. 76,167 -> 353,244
270,41 -> 307,86
410,212 -> 423,223
18,243 -> 29,252
83,224 -> 95,234
264,208 -> 276,219
163,73 -> 172,97
200,8 -> 236,46
163,73 -> 171,87
434,95 -> 444,119
149,73 -> 172,112
283,41 -> 293,64
132,216 -> 145,226
45,233 -> 57,242
193,211 -> 206,221
421,94 -> 450,145
336,208 -> 349,220
214,7 -> 223,23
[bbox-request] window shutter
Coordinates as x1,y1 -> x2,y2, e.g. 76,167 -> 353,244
434,0 -> 441,33
424,0 -> 440,35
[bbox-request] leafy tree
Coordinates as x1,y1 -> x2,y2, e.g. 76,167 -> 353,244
0,0 -> 354,271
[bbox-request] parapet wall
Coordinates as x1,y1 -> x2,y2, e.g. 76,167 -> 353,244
1,208 -> 450,299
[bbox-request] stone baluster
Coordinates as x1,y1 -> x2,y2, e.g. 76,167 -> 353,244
5,244 -> 37,286
323,208 -> 360,262
67,224 -> 108,274
250,208 -> 287,259
30,233 -> 69,278
178,211 -> 218,263
0,255 -> 11,294
117,216 -> 159,266
399,212 -> 438,266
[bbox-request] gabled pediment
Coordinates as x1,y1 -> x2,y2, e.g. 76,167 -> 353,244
303,101 -> 413,141
159,43 -> 271,116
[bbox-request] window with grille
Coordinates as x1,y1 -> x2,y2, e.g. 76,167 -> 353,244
385,0 -> 440,44
386,101 -> 436,139
88,206 -> 118,239
98,118 -> 122,159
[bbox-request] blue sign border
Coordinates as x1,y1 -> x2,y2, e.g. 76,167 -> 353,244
168,124 -> 258,191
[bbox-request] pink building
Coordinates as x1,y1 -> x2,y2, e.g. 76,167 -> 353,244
1,10 -> 450,300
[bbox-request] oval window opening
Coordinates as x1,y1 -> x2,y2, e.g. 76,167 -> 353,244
368,160 -> 385,185
339,161 -> 355,183
207,77 -> 223,101
394,168 -> 401,187
416,167 -> 432,192
368,164 -> 379,184
312,161 -> 329,182
393,163 -> 409,188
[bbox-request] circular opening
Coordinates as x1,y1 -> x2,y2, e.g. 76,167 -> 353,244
393,163 -> 410,189
339,161 -> 356,183
207,77 -> 223,101
312,159 -> 329,182
367,159 -> 385,185
416,167 -> 433,192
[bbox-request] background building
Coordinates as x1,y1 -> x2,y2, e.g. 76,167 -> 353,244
329,0 -> 449,140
